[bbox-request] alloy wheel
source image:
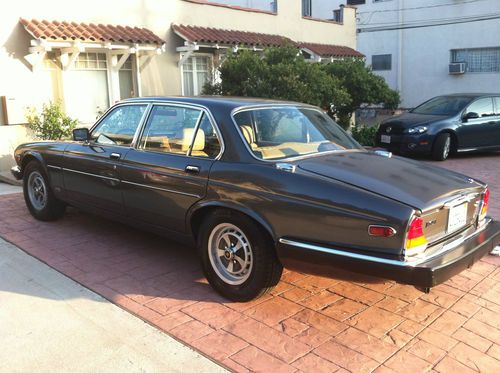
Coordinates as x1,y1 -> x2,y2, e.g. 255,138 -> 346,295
208,223 -> 253,285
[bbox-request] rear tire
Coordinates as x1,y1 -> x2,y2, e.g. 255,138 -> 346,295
23,161 -> 66,221
432,133 -> 451,161
198,209 -> 283,302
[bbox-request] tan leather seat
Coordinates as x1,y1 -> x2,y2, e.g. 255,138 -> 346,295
181,128 -> 207,157
240,125 -> 255,145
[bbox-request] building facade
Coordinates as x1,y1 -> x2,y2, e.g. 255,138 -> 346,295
0,0 -> 358,125
333,0 -> 500,108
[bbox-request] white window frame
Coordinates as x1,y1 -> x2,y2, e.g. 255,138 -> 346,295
180,53 -> 214,96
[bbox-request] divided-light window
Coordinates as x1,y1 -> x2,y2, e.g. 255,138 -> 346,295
451,48 -> 500,73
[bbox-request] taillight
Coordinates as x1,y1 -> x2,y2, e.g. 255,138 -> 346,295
479,188 -> 489,222
405,216 -> 428,257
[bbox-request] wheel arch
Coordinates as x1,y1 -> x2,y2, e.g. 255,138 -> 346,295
21,152 -> 48,178
188,201 -> 277,245
435,129 -> 459,151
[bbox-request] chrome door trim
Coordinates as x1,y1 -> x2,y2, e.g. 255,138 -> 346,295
47,165 -> 63,170
62,167 -> 120,182
121,180 -> 200,198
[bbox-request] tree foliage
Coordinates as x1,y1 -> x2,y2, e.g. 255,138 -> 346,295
204,45 -> 399,129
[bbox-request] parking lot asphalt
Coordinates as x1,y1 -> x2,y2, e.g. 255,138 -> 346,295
0,152 -> 499,372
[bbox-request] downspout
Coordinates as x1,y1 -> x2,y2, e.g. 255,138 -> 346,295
397,0 -> 404,105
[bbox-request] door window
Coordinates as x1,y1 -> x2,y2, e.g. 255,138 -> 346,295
91,105 -> 147,146
465,98 -> 495,118
139,105 -> 221,158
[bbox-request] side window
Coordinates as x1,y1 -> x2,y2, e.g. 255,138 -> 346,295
91,105 -> 146,146
494,97 -> 500,115
466,98 -> 494,118
139,105 -> 221,158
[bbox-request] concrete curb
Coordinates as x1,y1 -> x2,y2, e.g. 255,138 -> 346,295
0,171 -> 22,186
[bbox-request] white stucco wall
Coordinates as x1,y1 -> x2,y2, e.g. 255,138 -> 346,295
0,0 -> 357,171
0,0 -> 356,116
328,0 -> 500,108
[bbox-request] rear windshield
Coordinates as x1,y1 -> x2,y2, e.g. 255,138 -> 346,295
233,106 -> 361,160
411,96 -> 473,115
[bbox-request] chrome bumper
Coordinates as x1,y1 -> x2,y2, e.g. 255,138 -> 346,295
11,166 -> 22,180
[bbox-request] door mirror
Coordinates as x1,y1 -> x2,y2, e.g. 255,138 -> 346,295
463,112 -> 479,121
73,128 -> 90,141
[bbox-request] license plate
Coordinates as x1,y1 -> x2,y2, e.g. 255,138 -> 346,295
447,203 -> 468,233
381,135 -> 391,144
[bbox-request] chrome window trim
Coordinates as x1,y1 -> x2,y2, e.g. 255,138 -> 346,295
134,101 -> 225,161
121,180 -> 200,198
86,102 -> 151,150
230,104 -> 363,163
279,217 -> 492,268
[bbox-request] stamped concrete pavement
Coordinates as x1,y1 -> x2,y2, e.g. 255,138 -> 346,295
0,153 -> 499,372
0,184 -> 225,373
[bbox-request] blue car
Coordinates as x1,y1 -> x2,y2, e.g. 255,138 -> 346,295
376,94 -> 500,161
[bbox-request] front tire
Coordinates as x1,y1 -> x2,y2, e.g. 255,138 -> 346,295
23,161 -> 66,221
432,133 -> 451,161
198,210 -> 283,302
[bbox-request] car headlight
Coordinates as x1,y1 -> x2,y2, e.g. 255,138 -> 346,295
407,126 -> 428,134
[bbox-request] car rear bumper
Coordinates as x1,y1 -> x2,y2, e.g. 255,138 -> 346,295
276,219 -> 500,288
11,166 -> 22,180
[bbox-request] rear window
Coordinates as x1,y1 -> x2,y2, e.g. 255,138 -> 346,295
233,106 -> 361,161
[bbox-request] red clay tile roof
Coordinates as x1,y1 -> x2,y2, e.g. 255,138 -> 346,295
172,24 -> 294,47
20,18 -> 164,45
300,42 -> 364,58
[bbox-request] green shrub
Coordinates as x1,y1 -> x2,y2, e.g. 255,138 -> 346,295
351,124 -> 379,147
203,45 -> 400,131
26,102 -> 78,140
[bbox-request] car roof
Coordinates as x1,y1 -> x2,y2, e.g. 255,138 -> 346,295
439,93 -> 500,98
121,96 -> 314,110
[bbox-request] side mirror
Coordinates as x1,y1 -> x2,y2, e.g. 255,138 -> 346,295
463,112 -> 479,121
73,128 -> 90,142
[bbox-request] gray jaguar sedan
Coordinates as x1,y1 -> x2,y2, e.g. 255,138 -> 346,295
12,97 -> 500,301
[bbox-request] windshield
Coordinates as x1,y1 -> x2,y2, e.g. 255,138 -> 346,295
233,106 -> 362,160
411,96 -> 472,115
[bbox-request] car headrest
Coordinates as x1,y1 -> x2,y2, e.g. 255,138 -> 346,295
240,125 -> 255,144
182,128 -> 205,152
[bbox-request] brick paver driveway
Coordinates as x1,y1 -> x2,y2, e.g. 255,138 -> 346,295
1,152 -> 499,372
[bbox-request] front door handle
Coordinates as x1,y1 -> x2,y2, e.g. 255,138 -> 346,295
185,165 -> 200,174
110,152 -> 121,160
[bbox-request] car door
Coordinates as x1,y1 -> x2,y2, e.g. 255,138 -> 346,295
457,97 -> 495,149
120,103 -> 223,232
63,103 -> 148,213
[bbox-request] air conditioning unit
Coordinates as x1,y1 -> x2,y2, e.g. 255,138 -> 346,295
449,62 -> 466,75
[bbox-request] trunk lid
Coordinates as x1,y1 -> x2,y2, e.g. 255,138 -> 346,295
297,151 -> 484,211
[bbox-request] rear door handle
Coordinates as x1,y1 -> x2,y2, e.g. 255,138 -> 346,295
110,152 -> 121,160
185,165 -> 200,174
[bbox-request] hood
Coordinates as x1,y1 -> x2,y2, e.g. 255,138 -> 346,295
297,151 -> 483,210
380,112 -> 446,131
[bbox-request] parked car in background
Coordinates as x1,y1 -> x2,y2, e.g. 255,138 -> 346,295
376,94 -> 500,160
11,97 -> 500,301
